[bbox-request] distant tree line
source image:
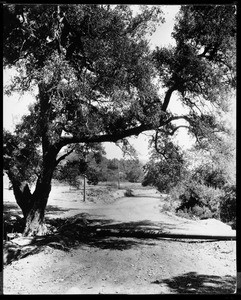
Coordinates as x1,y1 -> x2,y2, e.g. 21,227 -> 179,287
53,149 -> 144,187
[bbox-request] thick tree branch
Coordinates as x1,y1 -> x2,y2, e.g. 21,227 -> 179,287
57,124 -> 153,148
162,86 -> 177,112
55,146 -> 76,166
57,114 -> 192,151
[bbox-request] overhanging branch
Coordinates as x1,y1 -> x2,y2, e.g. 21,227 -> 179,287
54,111 -> 195,157
57,124 -> 153,148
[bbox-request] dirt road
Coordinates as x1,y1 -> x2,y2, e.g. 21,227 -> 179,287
45,187 -> 236,237
3,184 -> 237,294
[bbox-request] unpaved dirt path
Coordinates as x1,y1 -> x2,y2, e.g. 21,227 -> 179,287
3,184 -> 237,294
46,187 -> 236,236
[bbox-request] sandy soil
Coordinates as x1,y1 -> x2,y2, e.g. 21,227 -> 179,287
3,180 -> 237,294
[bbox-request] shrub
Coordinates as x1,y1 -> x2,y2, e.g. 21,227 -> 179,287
192,205 -> 213,219
105,181 -> 118,188
220,184 -> 236,229
176,180 -> 224,219
193,165 -> 228,189
161,201 -> 177,214
161,191 -> 181,213
124,189 -> 135,197
176,207 -> 196,220
142,146 -> 186,194
191,205 -> 204,217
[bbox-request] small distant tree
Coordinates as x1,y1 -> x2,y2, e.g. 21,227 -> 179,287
142,135 -> 186,193
107,159 -> 119,172
125,165 -> 143,183
54,143 -> 105,186
120,159 -> 144,183
55,160 -> 82,188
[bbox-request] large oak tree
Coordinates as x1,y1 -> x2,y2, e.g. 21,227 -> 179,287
3,4 -> 236,236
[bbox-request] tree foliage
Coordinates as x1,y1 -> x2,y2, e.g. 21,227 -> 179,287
3,129 -> 41,184
176,180 -> 224,219
143,121 -> 236,223
220,184 -> 236,228
152,5 -> 236,148
54,154 -> 144,186
124,159 -> 144,183
54,143 -> 106,186
142,135 -> 186,193
3,4 -> 164,182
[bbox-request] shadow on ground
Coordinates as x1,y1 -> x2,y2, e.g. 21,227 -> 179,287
3,215 -> 164,265
99,220 -> 176,230
45,205 -> 80,215
152,272 -> 236,294
35,215 -> 160,251
2,214 -> 229,266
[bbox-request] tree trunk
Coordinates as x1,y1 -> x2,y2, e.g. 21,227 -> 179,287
12,181 -> 33,220
23,181 -> 52,237
10,174 -> 53,236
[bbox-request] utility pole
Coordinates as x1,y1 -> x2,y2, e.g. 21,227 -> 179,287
83,173 -> 86,202
83,148 -> 88,202
118,160 -> 120,189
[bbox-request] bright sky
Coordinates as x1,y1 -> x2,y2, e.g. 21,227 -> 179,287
3,5 -> 236,163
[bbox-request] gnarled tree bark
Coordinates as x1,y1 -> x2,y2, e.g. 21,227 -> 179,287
8,173 -> 53,236
6,145 -> 58,236
23,181 -> 52,236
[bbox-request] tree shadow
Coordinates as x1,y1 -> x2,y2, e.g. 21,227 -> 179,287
152,272 -> 236,294
23,216 -> 189,256
45,205 -> 79,215
28,231 -> 157,254
95,219 -> 181,235
3,215 -> 229,266
46,205 -> 71,212
4,216 -> 164,265
70,236 -> 143,251
100,220 -> 162,229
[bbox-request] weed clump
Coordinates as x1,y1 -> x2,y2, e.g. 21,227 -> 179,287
124,189 -> 135,197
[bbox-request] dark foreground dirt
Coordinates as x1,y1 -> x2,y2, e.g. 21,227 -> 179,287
3,181 -> 237,294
